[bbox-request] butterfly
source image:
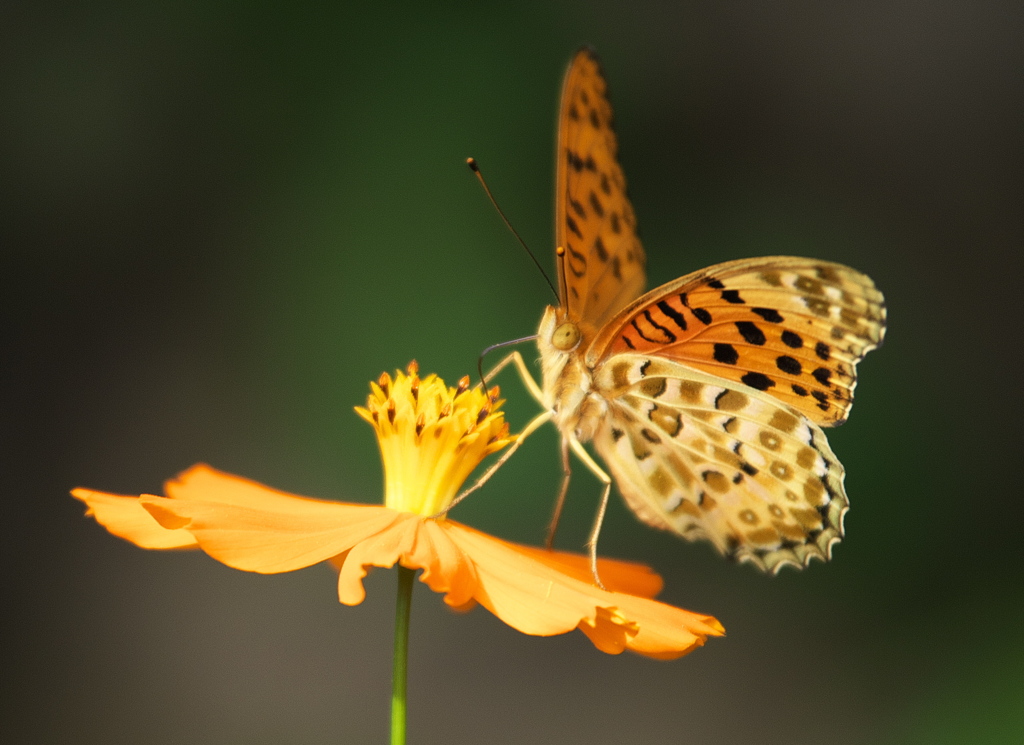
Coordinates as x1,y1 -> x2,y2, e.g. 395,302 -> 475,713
482,48 -> 885,575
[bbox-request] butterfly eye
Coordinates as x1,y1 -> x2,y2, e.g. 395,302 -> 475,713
552,322 -> 582,351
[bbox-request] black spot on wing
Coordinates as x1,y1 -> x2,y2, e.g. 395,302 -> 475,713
776,356 -> 802,375
707,278 -> 725,289
781,331 -> 803,348
566,215 -> 583,239
632,311 -> 676,344
735,321 -> 766,345
565,245 -> 589,278
657,300 -> 687,331
815,342 -> 831,361
752,307 -> 783,323
714,343 -> 739,365
812,367 -> 832,386
791,384 -> 809,396
641,428 -> 661,443
643,310 -> 675,341
741,372 -> 775,391
692,307 -> 712,324
567,245 -> 586,278
588,191 -> 605,217
721,290 -> 744,304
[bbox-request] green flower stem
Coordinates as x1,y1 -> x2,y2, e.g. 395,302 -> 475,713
391,565 -> 415,745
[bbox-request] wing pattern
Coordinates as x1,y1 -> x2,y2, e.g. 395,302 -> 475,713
588,257 -> 886,425
555,48 -> 646,333
592,355 -> 847,572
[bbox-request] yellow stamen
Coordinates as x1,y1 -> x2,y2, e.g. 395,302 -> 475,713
355,362 -> 515,517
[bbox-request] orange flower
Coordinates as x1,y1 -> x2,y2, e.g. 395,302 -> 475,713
73,363 -> 723,659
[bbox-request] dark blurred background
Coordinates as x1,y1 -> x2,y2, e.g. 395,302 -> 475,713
3,2 -> 1022,743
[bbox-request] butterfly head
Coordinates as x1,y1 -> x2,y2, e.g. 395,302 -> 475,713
538,306 -> 583,356
551,320 -> 581,351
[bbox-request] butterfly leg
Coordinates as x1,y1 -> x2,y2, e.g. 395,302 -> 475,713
488,350 -> 599,558
484,350 -> 546,406
544,438 -> 573,550
567,436 -> 613,589
434,409 -> 553,516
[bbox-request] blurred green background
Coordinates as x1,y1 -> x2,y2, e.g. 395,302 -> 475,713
3,2 -> 1022,743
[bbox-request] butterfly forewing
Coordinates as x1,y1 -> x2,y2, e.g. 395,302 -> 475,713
586,257 -> 886,426
591,355 -> 848,572
555,49 -> 646,334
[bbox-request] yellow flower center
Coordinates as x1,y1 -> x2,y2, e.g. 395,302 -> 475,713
355,361 -> 514,517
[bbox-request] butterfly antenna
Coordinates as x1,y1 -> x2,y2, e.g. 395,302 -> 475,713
476,334 -> 538,392
466,157 -> 559,302
555,245 -> 570,315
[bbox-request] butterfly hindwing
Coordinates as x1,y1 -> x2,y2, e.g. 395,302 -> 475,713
556,48 -> 646,334
591,354 -> 847,572
587,257 -> 886,426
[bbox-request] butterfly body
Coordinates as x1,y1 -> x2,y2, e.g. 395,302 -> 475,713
537,306 -> 607,443
523,49 -> 885,573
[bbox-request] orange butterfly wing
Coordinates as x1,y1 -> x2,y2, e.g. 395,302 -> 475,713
555,48 -> 646,335
586,257 -> 886,426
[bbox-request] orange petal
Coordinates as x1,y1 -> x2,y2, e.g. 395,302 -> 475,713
141,493 -> 399,574
74,465 -> 722,659
335,514 -> 478,607
71,488 -> 198,549
507,543 -> 664,598
164,464 -> 347,514
406,518 -> 479,608
335,513 -> 419,604
580,588 -> 726,660
442,521 -> 724,659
